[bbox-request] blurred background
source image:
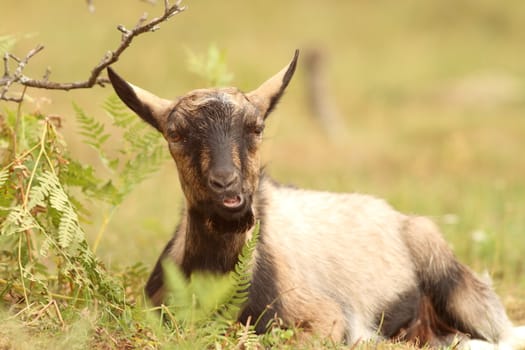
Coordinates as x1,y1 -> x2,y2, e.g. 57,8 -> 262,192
2,0 -> 524,295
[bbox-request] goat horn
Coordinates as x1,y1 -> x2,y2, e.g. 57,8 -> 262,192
107,67 -> 175,133
247,49 -> 299,119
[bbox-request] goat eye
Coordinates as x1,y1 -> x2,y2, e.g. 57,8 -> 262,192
249,125 -> 265,136
168,130 -> 183,143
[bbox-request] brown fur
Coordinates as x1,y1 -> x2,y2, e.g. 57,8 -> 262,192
401,216 -> 513,344
394,295 -> 464,347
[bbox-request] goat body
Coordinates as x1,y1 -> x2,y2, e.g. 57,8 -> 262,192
107,51 -> 525,349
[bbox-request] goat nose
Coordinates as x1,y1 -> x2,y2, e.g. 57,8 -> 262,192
208,169 -> 239,192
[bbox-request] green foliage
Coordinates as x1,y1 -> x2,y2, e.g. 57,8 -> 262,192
71,95 -> 170,207
0,88 -> 270,348
0,34 -> 17,55
186,44 -> 234,86
0,168 -> 8,187
0,112 -> 123,314
73,103 -> 111,160
0,94 -> 173,341
219,221 -> 260,323
159,222 -> 260,348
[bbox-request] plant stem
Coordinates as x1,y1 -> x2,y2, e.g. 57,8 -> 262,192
22,119 -> 49,209
93,206 -> 117,253
17,235 -> 29,307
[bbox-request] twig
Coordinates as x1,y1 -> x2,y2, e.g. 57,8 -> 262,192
0,46 -> 44,103
2,53 -> 9,78
51,299 -> 66,330
92,206 -> 116,253
0,1 -> 185,101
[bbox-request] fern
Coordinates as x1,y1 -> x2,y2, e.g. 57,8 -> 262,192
120,144 -> 167,196
74,102 -> 110,149
73,103 -> 111,167
1,112 -> 123,308
31,171 -> 85,250
59,158 -> 119,205
0,205 -> 39,236
160,221 -> 261,348
205,221 -> 260,348
102,95 -> 169,198
0,168 -> 8,188
219,221 -> 260,322
71,98 -> 170,207
0,38 -> 275,347
103,94 -> 136,128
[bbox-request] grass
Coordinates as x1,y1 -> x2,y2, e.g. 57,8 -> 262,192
1,0 -> 525,348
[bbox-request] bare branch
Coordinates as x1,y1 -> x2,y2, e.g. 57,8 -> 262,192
2,53 -> 9,79
1,45 -> 45,102
0,1 -> 186,102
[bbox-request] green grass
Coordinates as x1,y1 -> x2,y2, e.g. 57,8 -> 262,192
1,0 -> 525,348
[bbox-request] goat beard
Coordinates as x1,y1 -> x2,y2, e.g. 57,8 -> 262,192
190,197 -> 255,235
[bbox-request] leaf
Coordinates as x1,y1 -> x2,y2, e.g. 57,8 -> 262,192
0,205 -> 37,236
73,103 -> 111,157
30,171 -> 85,250
57,211 -> 81,249
104,94 -> 136,127
216,221 -> 260,323
0,168 -> 9,188
162,260 -> 193,323
39,236 -> 53,257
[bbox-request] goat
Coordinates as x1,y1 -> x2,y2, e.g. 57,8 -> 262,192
107,51 -> 525,349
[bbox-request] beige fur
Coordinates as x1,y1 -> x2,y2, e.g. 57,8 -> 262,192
257,180 -> 418,342
107,52 -> 524,349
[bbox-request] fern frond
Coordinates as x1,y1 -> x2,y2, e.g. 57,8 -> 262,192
0,168 -> 9,188
234,324 -> 259,350
27,170 -> 62,210
60,158 -> 119,204
46,172 -> 84,249
120,142 -> 168,196
30,171 -> 85,250
232,221 -> 260,303
73,103 -> 110,153
104,94 -> 136,127
215,221 -> 260,324
101,94 -> 168,200
125,126 -> 161,153
0,205 -> 37,236
57,211 -> 81,249
39,236 -> 53,257
105,95 -> 164,153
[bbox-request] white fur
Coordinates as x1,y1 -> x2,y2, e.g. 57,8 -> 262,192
465,326 -> 525,350
503,326 -> 525,349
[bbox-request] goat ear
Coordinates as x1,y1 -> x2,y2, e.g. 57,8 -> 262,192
247,49 -> 299,119
107,67 -> 175,133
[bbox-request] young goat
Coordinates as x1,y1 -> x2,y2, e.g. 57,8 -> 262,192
107,51 -> 525,349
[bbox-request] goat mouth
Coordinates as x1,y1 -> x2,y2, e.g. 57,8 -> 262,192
222,194 -> 244,210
